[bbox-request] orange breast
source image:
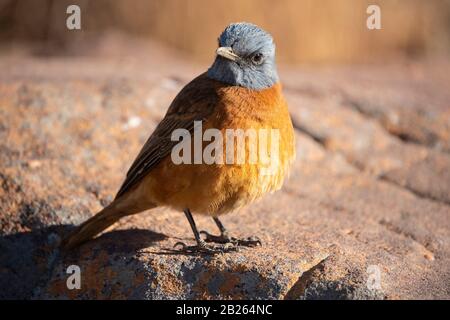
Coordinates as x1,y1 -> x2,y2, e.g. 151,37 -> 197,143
135,82 -> 296,215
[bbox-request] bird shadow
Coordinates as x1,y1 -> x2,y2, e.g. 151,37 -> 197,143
0,224 -> 168,299
67,227 -> 169,256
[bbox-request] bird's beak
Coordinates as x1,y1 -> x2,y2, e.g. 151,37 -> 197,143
216,47 -> 239,62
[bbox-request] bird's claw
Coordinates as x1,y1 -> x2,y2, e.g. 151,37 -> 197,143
234,236 -> 262,247
200,231 -> 262,247
199,230 -> 231,244
173,241 -> 188,250
169,232 -> 261,255
171,240 -> 236,255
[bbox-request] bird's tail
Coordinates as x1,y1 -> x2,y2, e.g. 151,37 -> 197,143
61,195 -> 155,251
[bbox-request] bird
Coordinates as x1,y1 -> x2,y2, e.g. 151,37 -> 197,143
61,22 -> 296,254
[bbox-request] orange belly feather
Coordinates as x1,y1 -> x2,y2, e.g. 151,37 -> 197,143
132,82 -> 295,215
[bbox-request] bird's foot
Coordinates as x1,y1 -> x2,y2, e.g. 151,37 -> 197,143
172,240 -> 236,255
199,230 -> 232,244
233,236 -> 262,247
200,230 -> 262,247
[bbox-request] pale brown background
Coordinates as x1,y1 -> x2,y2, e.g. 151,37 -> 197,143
0,0 -> 449,64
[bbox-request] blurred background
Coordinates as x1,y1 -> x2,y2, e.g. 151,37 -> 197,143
0,0 -> 449,64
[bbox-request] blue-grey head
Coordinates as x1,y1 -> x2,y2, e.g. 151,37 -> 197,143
207,22 -> 279,90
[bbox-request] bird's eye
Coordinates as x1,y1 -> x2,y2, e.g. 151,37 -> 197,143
251,53 -> 264,65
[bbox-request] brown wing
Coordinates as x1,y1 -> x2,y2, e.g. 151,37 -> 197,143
115,73 -> 223,199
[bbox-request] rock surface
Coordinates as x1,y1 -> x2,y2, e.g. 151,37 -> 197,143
0,41 -> 449,299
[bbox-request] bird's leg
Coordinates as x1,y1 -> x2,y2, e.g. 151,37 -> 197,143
200,217 -> 262,247
199,217 -> 231,243
173,209 -> 230,254
214,217 -> 229,238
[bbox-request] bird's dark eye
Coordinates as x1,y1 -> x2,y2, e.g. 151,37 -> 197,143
251,53 -> 264,65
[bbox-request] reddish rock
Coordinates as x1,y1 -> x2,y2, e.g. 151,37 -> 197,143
0,40 -> 449,299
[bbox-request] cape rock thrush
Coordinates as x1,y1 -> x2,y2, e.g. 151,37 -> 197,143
62,22 -> 296,254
